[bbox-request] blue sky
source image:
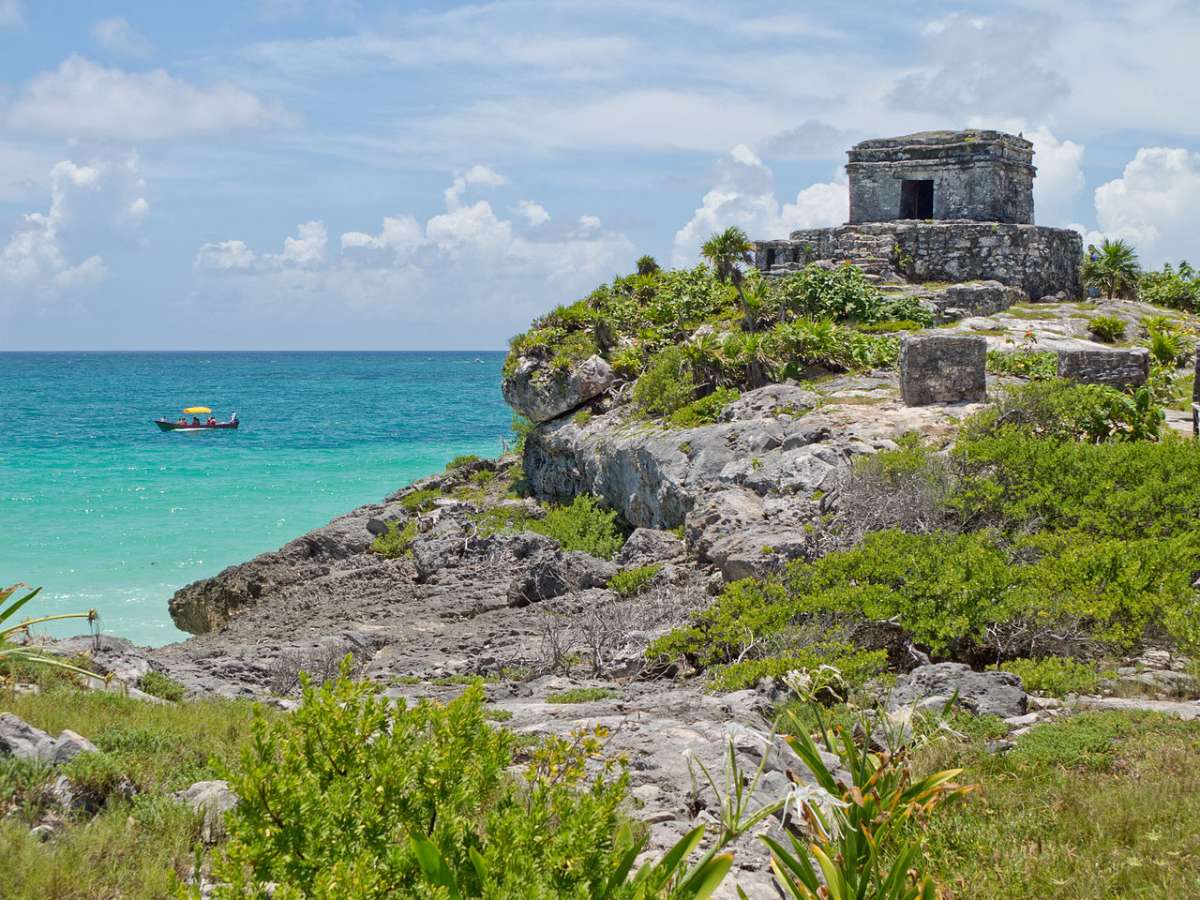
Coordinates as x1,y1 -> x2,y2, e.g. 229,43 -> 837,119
2,0 -> 1199,350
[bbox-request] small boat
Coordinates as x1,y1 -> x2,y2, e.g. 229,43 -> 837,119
154,406 -> 239,432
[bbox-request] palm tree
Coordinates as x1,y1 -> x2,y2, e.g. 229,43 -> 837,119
1081,239 -> 1141,300
635,254 -> 660,276
701,226 -> 755,326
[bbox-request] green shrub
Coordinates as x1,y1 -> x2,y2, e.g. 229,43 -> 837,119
608,564 -> 662,598
399,488 -> 441,513
1008,711 -> 1142,771
1139,261 -> 1200,311
472,503 -> 540,537
445,454 -> 481,470
667,387 -> 739,428
531,494 -> 625,559
212,670 -> 643,898
370,520 -> 418,559
772,263 -> 885,323
998,656 -> 1101,697
962,378 -> 1162,444
704,647 -> 887,693
136,671 -> 185,702
60,751 -> 129,809
511,415 -> 534,455
471,468 -> 496,486
572,409 -> 593,427
633,345 -> 696,418
1088,315 -> 1126,343
985,349 -> 1058,380
545,687 -> 618,704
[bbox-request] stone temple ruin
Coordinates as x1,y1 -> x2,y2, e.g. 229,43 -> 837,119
754,130 -> 1082,300
754,129 -> 1093,405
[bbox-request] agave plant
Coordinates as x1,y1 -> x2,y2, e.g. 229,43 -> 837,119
1,584 -> 101,682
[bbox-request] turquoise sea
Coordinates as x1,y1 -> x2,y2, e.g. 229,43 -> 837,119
1,352 -> 511,646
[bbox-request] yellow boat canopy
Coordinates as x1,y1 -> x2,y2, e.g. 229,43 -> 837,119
183,406 -> 211,414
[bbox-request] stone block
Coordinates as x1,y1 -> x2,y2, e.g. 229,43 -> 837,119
1056,347 -> 1149,388
899,334 -> 986,406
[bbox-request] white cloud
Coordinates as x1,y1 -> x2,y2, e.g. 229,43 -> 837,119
968,119 -> 1086,226
6,56 -> 286,140
91,17 -> 153,58
672,145 -> 846,267
194,240 -> 256,271
578,215 -> 601,230
443,164 -> 507,208
193,169 -> 634,331
516,200 -> 550,226
1091,147 -> 1200,265
340,215 -> 422,252
0,155 -> 147,301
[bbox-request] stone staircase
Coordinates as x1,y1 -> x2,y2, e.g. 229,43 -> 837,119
831,232 -> 906,285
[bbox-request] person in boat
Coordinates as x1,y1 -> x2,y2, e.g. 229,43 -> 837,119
207,416 -> 216,426
191,416 -> 201,426
177,416 -> 186,425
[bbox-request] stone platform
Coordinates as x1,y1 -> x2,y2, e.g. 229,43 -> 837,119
754,221 -> 1082,300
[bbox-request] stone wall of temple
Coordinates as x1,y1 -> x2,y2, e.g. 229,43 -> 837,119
847,131 -> 1035,225
754,222 -> 1082,299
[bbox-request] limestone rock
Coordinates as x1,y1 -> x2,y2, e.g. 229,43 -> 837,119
176,780 -> 239,843
508,551 -> 618,605
48,730 -> 99,765
615,528 -> 686,567
1057,347 -> 1150,389
888,663 -> 1027,718
0,713 -> 55,762
501,355 -> 614,424
900,334 -> 986,406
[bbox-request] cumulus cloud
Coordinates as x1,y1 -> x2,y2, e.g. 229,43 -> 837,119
672,144 -> 846,267
516,200 -> 550,226
0,154 -> 149,301
6,56 -> 286,140
443,164 -> 507,207
91,17 -> 153,58
1090,147 -> 1200,265
193,168 -> 634,329
968,119 -> 1086,226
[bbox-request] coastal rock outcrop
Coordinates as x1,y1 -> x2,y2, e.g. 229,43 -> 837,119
0,713 -> 98,765
502,354 -> 615,423
887,663 -> 1028,718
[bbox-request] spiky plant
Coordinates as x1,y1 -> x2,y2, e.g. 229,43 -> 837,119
1,584 -> 101,682
1081,239 -> 1141,300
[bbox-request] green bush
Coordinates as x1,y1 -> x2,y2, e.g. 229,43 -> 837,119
212,671 -> 642,898
772,263 -> 885,323
962,378 -> 1162,444
998,656 -> 1101,697
136,671 -> 185,702
370,520 -> 418,559
1088,315 -> 1127,343
399,488 -> 442,513
531,494 -> 625,560
985,349 -> 1058,380
1139,261 -> 1200,311
667,387 -> 739,428
445,454 -> 481,470
633,345 -> 696,418
704,646 -> 887,693
608,564 -> 662,598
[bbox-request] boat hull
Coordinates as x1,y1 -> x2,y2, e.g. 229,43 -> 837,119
155,420 -> 239,432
